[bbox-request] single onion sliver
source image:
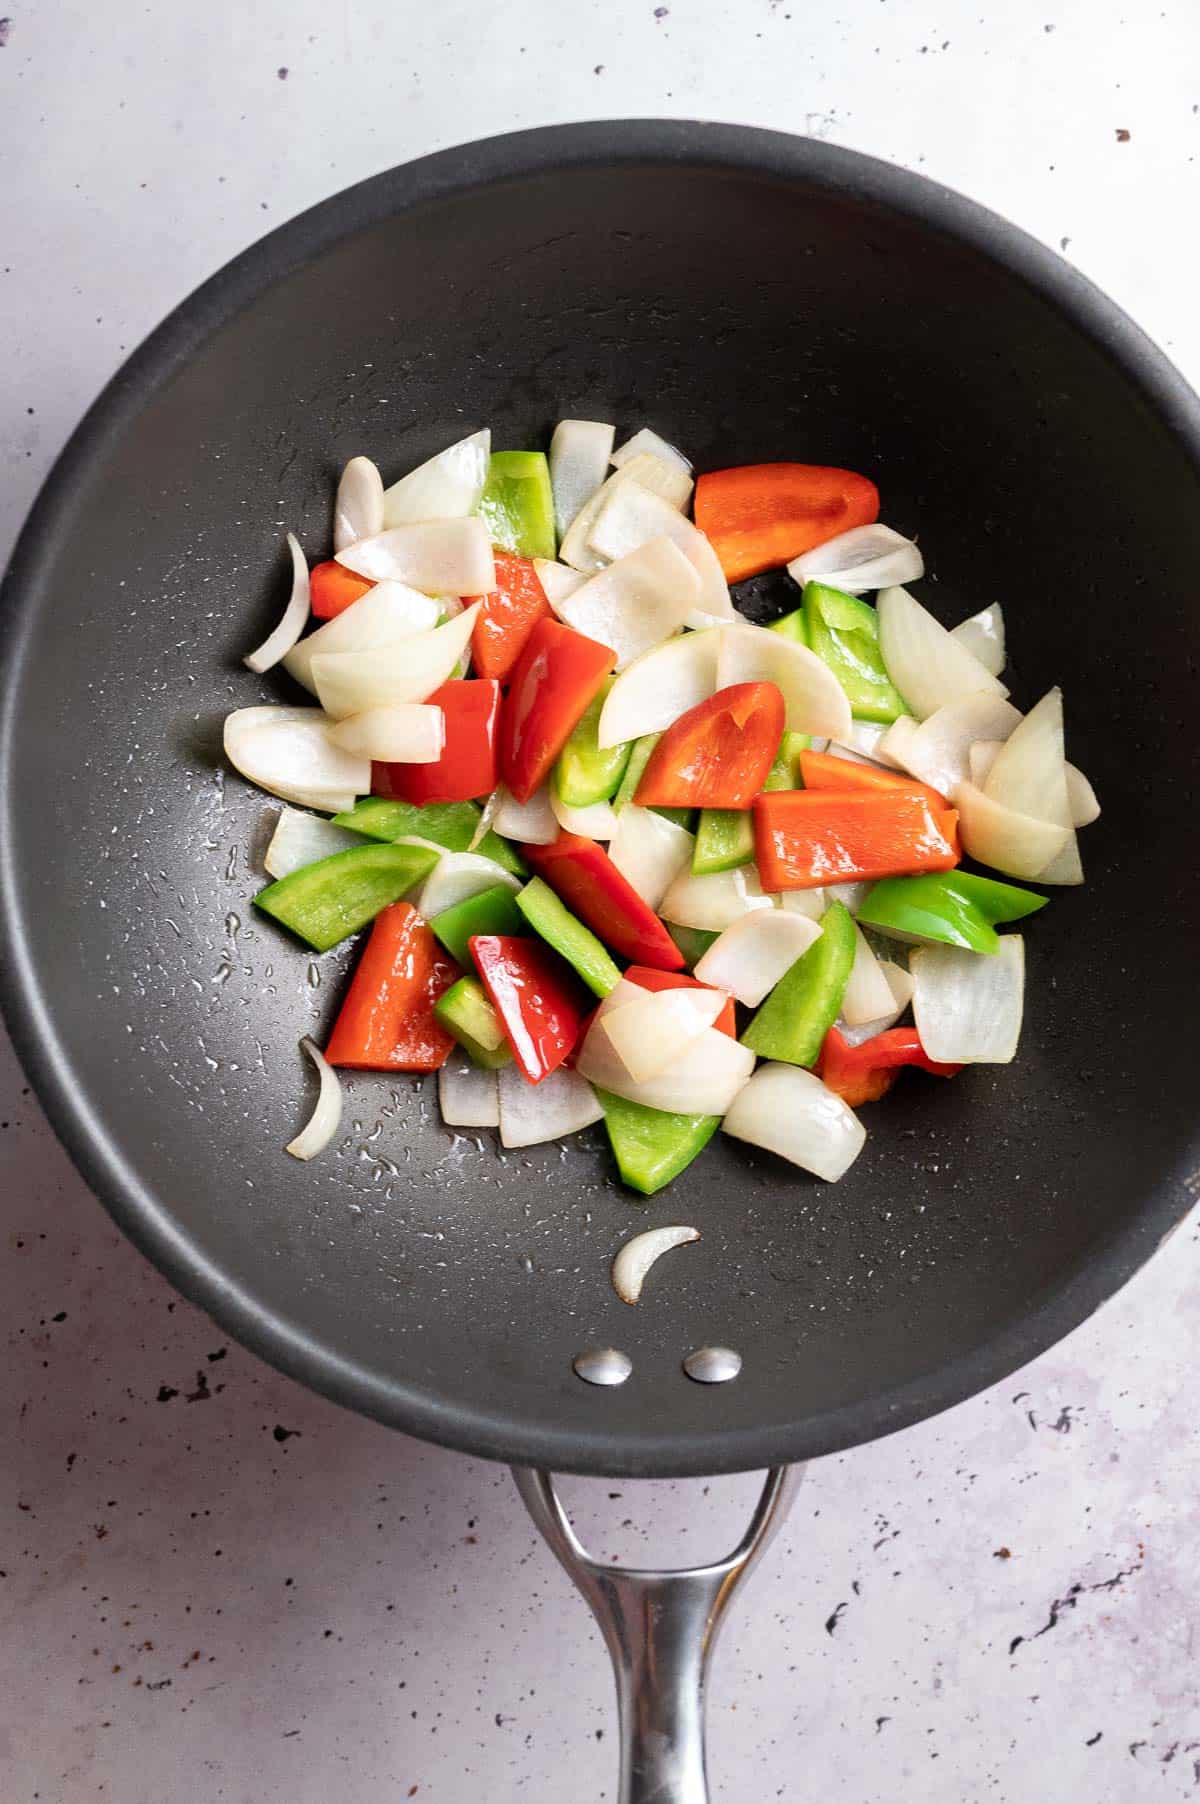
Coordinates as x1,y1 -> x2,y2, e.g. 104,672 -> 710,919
841,923 -> 899,1026
283,581 -> 441,694
722,1063 -> 866,1182
438,1054 -> 501,1128
596,628 -> 722,749
599,986 -> 728,1083
611,1224 -> 700,1305
949,603 -> 1006,677
548,419 -> 615,539
336,518 -> 495,595
879,692 -> 1022,797
912,936 -> 1025,1064
492,783 -> 558,845
660,863 -> 777,932
498,1065 -> 604,1147
532,557 -> 588,615
607,805 -> 694,911
549,788 -> 619,840
610,428 -> 692,473
693,910 -> 821,1007
787,523 -> 924,595
876,586 -> 1008,719
327,703 -> 445,763
223,706 -> 369,812
244,533 -> 311,674
263,807 -> 364,879
380,429 -> 490,528
716,621 -> 853,740
333,456 -> 385,552
416,851 -> 520,920
838,959 -> 914,1047
557,537 -> 700,669
310,604 -> 480,719
286,1037 -> 343,1162
954,781 -> 1071,881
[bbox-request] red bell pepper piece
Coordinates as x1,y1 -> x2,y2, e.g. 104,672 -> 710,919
372,678 -> 500,806
470,552 -> 554,683
694,464 -> 879,584
624,965 -> 737,1038
468,934 -> 587,1084
324,902 -> 458,1071
633,682 -> 786,810
753,789 -> 960,890
310,559 -> 375,620
798,748 -> 950,812
499,619 -> 616,804
521,833 -> 685,971
818,1025 -> 962,1107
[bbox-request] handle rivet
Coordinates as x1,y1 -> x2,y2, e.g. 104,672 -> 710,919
573,1346 -> 633,1387
683,1346 -> 742,1384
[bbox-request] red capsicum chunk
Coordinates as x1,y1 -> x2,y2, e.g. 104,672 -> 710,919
633,682 -> 785,810
499,619 -> 616,803
372,678 -> 500,806
324,901 -> 458,1071
468,934 -> 588,1084
818,1025 -> 962,1107
624,965 -> 737,1038
309,559 -> 375,620
753,789 -> 960,890
521,833 -> 685,971
694,464 -> 880,584
797,749 -> 949,812
470,552 -> 554,683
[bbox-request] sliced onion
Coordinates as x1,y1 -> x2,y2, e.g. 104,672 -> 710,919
492,783 -> 558,845
559,454 -> 693,572
825,881 -> 872,914
286,1037 -> 343,1161
950,603 -> 1006,677
558,537 -> 700,669
416,850 -> 521,919
469,785 -> 502,851
264,807 -> 363,879
971,740 -> 1098,830
576,986 -> 755,1115
587,480 -> 732,623
224,706 -> 369,811
660,863 -> 776,932
380,429 -> 490,528
787,523 -> 924,595
841,923 -> 898,1026
912,935 -> 1024,1063
498,1064 -> 603,1147
244,533 -> 311,674
608,805 -> 694,910
310,604 -> 480,719
550,788 -> 618,839
722,1063 -> 866,1182
1034,833 -> 1084,886
334,456 -> 385,552
600,986 -> 728,1083
717,621 -> 853,739
877,586 -> 1008,719
611,428 -> 692,474
694,910 -> 820,1006
880,692 -> 1022,797
611,1224 -> 700,1305
438,1055 -> 501,1129
337,518 -> 495,594
836,720 -> 892,759
283,581 -> 440,693
983,688 -> 1070,825
596,628 -> 721,749
778,887 -> 827,920
614,448 -> 693,509
549,419 -> 615,538
954,781 -> 1070,881
327,703 -> 444,763
532,558 -> 587,615
839,960 -> 914,1046
824,741 -> 879,769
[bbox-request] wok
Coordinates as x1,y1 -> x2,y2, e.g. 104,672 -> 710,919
3,124 -> 1199,1801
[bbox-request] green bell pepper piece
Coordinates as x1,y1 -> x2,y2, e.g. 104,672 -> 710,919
857,872 -> 1047,956
764,730 -> 811,790
331,797 -> 526,875
613,734 -> 694,828
667,923 -> 719,969
254,842 -> 438,953
740,900 -> 856,1065
692,809 -> 755,875
514,877 -> 621,997
597,1089 -> 720,1196
769,607 -> 809,646
478,451 -> 556,560
434,974 -> 512,1068
803,581 -> 906,723
431,884 -> 525,967
554,678 -> 631,806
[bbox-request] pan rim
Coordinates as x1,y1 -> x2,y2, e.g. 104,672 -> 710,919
3,119 -> 1199,1479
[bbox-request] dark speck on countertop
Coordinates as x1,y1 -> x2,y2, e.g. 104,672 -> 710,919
654,5 -> 668,14
0,19 -> 11,47
1116,127 -> 1131,142
277,65 -> 288,79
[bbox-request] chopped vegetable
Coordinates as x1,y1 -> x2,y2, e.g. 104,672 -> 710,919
492,782 -> 559,845
478,451 -> 557,560
802,581 -> 906,723
416,850 -> 521,921
431,883 -> 525,967
953,782 -> 1071,883
753,789 -> 959,891
765,730 -> 810,789
371,679 -> 500,805
336,518 -> 495,594
328,702 -> 444,763
224,705 -> 368,813
284,581 -> 441,692
308,559 -> 376,622
438,1053 -> 501,1127
522,831 -> 684,970
532,557 -> 587,613
433,973 -> 512,1068
982,687 -> 1071,826
549,789 -> 618,840
717,621 -> 852,740
468,934 -> 588,1084
722,1062 -> 866,1181
740,900 -> 856,1066
263,807 -> 364,880
331,796 -> 525,873
693,909 -> 822,1006
323,901 -> 457,1069
381,429 -> 489,527
514,876 -> 622,998
611,428 -> 691,473
498,1064 -> 604,1147
817,1025 -> 962,1107
498,618 -> 617,803
334,456 -> 385,552
587,480 -> 732,622
310,604 -> 481,719
694,462 -> 879,583
576,980 -> 755,1114
877,693 -> 1021,797
608,805 -> 695,910
634,683 -> 784,812
244,533 -> 310,674
554,678 -> 631,806
856,870 -> 1046,955
660,861 -> 775,931
787,522 -> 923,595
876,585 -> 1008,719
254,841 -> 439,953
596,1091 -> 720,1197
597,629 -> 722,750
797,748 -> 949,813
949,603 -> 1006,676
621,965 -> 737,1039
549,420 -> 616,539
557,537 -> 700,668
768,606 -> 809,646
286,1037 -> 344,1161
841,922 -> 900,1025
600,985 -> 728,1083
470,553 -> 553,683
911,935 -> 1025,1064
691,809 -> 755,874
611,1223 -> 701,1303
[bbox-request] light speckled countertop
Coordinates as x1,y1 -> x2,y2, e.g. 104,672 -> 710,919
4,2 -> 1200,1798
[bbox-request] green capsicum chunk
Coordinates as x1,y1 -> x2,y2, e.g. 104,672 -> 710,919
554,678 -> 631,806
330,797 -> 526,875
769,606 -> 809,646
740,900 -> 856,1066
254,842 -> 438,953
802,580 -> 906,723
613,734 -> 693,828
856,871 -> 1047,956
596,1089 -> 720,1196
667,923 -> 719,969
434,974 -> 512,1068
763,730 -> 811,791
478,451 -> 557,560
514,877 -> 621,997
431,884 -> 525,967
692,809 -> 755,875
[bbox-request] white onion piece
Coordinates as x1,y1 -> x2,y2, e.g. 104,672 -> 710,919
392,836 -> 453,897
1034,833 -> 1084,886
438,1055 -> 501,1129
954,781 -> 1070,881
549,788 -> 618,840
587,480 -> 732,623
824,742 -> 879,769
912,935 -> 1024,1063
660,863 -> 776,932
611,428 -> 692,474
326,704 -> 444,764
334,456 -> 385,552
337,518 -> 495,595
558,537 -> 700,669
970,741 -> 1098,830
611,1224 -> 700,1306
841,924 -> 899,1026
787,523 -> 924,595
836,720 -> 892,759
498,1064 -> 603,1148
597,628 -> 721,750
577,1008 -> 755,1116
286,1037 -> 343,1161
880,692 -> 1022,797
950,603 -> 1006,677
722,1063 -> 866,1182
223,706 -> 369,811
608,805 -> 694,910
877,586 -> 1008,719
825,881 -> 872,914
838,960 -> 914,1047
778,888 -> 827,920
492,783 -> 558,845
244,533 -> 311,674
416,851 -> 520,919
614,449 -> 693,509
693,910 -> 820,1007
717,622 -> 853,740
469,786 -> 502,851
310,604 -> 480,719
263,807 -> 363,879
559,454 -> 693,572
967,738 -> 1001,788
983,688 -> 1071,826
532,558 -> 587,616
380,429 -> 490,528
601,986 -> 728,1084
549,419 -> 615,538
283,581 -> 440,693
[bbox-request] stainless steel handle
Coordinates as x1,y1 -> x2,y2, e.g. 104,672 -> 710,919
512,1465 -> 803,1804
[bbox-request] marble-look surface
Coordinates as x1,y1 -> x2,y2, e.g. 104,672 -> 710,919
3,1 -> 1200,1797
